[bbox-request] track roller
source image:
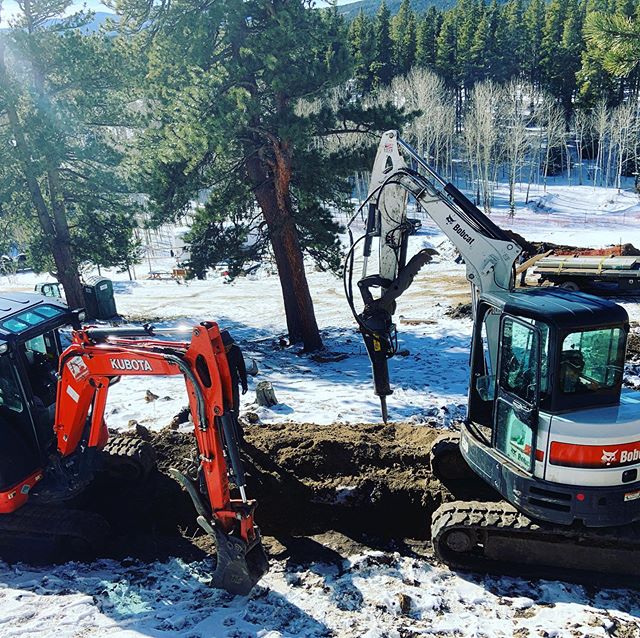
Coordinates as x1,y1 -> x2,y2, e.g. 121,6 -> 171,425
432,500 -> 640,581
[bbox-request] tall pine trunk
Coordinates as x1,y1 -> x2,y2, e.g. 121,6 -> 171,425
0,40 -> 84,309
245,145 -> 322,352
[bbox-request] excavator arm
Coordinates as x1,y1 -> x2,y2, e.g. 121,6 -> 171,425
55,322 -> 268,595
345,131 -> 522,420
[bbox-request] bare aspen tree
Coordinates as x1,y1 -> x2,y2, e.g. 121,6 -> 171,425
389,68 -> 455,175
629,102 -> 640,194
464,81 -> 502,214
502,81 -> 533,217
591,100 -> 610,187
571,109 -> 590,186
539,98 -> 566,193
463,99 -> 479,199
611,101 -> 637,192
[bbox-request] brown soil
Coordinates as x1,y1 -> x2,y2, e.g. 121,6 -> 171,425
240,421 -> 447,539
446,302 -> 473,320
97,421 -> 453,562
152,421 -> 447,534
627,328 -> 640,362
528,240 -> 640,258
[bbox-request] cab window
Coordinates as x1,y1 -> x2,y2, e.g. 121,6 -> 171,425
0,355 -> 25,413
560,328 -> 625,394
500,317 -> 540,403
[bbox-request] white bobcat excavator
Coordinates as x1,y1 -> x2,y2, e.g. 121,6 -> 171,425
345,130 -> 640,577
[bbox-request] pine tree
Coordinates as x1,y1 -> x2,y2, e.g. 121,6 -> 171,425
415,7 -> 441,68
558,0 -> 585,112
468,9 -> 491,83
615,0 -> 636,17
372,1 -> 394,87
390,0 -> 416,76
579,2 -> 640,106
456,0 -> 482,91
348,10 -> 375,92
127,0 -> 404,351
494,0 -> 525,83
540,0 -> 569,100
435,10 -> 458,90
0,1 -> 141,305
585,5 -> 640,76
523,0 -> 546,88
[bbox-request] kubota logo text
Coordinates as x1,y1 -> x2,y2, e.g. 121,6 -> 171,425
110,359 -> 153,372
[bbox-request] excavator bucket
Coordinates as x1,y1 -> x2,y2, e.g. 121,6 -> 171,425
209,522 -> 269,595
170,468 -> 269,595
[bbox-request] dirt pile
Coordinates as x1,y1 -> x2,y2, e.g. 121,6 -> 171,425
446,302 -> 473,320
529,240 -> 640,258
144,421 -> 448,542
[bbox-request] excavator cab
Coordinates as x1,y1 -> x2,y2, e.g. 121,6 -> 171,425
463,288 -> 638,528
468,289 -> 628,433
0,293 -> 74,494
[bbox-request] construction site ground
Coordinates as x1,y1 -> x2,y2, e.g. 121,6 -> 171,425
2,181 -> 640,636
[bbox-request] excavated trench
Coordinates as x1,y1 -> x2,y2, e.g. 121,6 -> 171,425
87,420 -> 453,563
81,325 -> 640,563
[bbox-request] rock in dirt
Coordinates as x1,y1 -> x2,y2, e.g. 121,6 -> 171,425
145,389 -> 159,402
446,302 -> 473,319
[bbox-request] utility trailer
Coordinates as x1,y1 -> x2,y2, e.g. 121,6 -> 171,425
534,255 -> 640,292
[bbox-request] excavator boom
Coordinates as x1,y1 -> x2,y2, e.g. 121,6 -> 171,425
345,131 -> 521,419
55,322 -> 268,594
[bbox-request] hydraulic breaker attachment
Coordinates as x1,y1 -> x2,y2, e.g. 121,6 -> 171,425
358,309 -> 394,423
356,249 -> 437,422
169,468 -> 269,595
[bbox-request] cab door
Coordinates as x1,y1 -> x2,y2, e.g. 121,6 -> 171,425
493,316 -> 541,474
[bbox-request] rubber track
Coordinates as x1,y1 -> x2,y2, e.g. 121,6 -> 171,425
102,436 -> 157,479
432,500 -> 640,579
0,505 -> 110,561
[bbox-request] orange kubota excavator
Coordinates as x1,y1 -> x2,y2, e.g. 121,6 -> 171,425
0,292 -> 267,594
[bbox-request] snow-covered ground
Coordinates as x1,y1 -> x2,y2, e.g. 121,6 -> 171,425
1,182 -> 640,636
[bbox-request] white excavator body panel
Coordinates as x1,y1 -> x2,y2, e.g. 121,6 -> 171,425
544,390 -> 640,487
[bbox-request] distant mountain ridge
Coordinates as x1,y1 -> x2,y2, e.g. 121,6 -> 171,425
82,12 -> 117,32
0,11 -> 117,32
337,0 -> 457,19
